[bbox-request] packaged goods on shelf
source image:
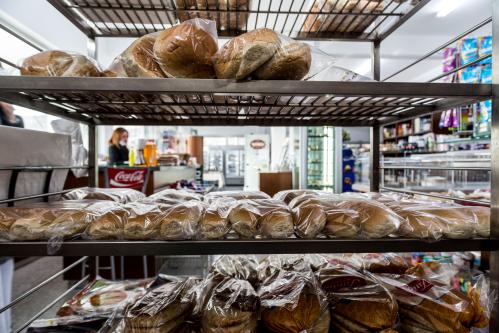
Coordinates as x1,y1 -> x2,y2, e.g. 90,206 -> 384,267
205,190 -> 270,202
210,255 -> 259,287
123,201 -> 164,240
159,200 -> 204,240
198,198 -> 234,239
20,50 -> 101,77
63,187 -> 146,203
147,188 -> 203,204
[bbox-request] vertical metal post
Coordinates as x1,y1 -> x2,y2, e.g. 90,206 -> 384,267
88,124 -> 98,187
370,39 -> 382,192
300,127 -> 308,189
489,1 -> 499,331
87,37 -> 97,59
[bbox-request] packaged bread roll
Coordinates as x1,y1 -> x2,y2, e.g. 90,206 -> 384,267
63,187 -> 146,203
201,278 -> 258,333
21,50 -> 101,77
125,278 -> 196,333
124,201 -> 163,240
468,206 -> 490,237
159,201 -> 203,240
228,200 -> 261,238
257,254 -> 324,284
9,209 -> 58,240
84,201 -> 129,240
0,207 -> 43,240
291,197 -> 327,238
359,253 -> 409,275
199,199 -> 233,239
317,265 -> 398,333
210,255 -> 259,288
273,189 -> 324,205
120,32 -> 165,78
375,272 -> 489,333
147,188 -> 202,204
205,190 -> 270,203
323,206 -> 361,238
259,270 -> 330,333
253,40 -> 312,80
153,19 -> 218,78
213,28 -> 280,79
395,206 -> 446,240
256,199 -> 294,239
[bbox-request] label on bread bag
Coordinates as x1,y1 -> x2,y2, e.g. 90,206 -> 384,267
321,276 -> 367,292
108,169 -> 147,188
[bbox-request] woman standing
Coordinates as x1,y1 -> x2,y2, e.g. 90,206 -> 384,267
108,127 -> 129,165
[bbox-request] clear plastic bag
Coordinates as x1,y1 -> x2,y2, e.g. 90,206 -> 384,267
273,189 -> 329,204
204,190 -> 270,203
147,188 -> 202,204
358,252 -> 409,275
227,200 -> 262,238
209,255 -> 259,288
63,187 -> 146,203
317,265 -> 399,332
83,201 -> 129,240
57,277 -> 151,318
118,32 -> 165,78
123,201 -> 164,240
201,277 -> 258,333
259,270 -> 330,333
290,197 -> 327,238
257,254 -> 325,284
158,201 -> 204,240
20,50 -> 101,77
198,199 -> 234,239
375,271 -> 490,333
255,199 -> 294,239
4,200 -> 125,241
153,18 -> 218,78
124,277 -> 197,333
468,206 -> 490,238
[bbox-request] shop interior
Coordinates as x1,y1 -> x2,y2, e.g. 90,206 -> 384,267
0,0 -> 496,332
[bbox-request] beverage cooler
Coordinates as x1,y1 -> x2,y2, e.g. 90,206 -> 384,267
305,127 -> 336,191
224,148 -> 244,186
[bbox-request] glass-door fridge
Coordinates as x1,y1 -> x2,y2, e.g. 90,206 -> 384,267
225,148 -> 244,186
306,127 -> 336,191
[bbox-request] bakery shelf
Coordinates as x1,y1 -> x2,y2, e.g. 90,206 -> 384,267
0,238 -> 496,256
47,0 -> 429,41
0,76 -> 490,127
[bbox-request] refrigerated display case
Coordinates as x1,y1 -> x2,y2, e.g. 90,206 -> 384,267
306,127 -> 335,191
224,148 -> 244,186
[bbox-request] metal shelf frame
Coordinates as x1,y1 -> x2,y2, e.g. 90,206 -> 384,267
0,1 -> 498,331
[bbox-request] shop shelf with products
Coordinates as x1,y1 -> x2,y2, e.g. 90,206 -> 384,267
0,0 -> 498,332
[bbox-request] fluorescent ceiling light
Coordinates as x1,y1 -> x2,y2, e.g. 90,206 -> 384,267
435,0 -> 466,18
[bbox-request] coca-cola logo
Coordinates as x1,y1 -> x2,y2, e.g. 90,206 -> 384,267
322,276 -> 366,292
250,139 -> 266,149
109,169 -> 146,188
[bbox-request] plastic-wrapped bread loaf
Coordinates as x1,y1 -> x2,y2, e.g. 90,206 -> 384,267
123,201 -> 163,240
159,201 -> 204,240
147,188 -> 202,204
153,19 -> 218,78
290,197 -> 327,238
63,187 -> 146,204
120,32 -> 165,78
209,255 -> 259,288
468,206 -> 490,237
83,202 -> 129,240
198,199 -> 234,239
20,50 -> 101,77
213,28 -> 280,79
228,200 -> 261,238
255,199 -> 294,239
205,190 -> 270,203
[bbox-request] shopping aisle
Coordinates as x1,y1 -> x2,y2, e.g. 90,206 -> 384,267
12,257 -> 70,330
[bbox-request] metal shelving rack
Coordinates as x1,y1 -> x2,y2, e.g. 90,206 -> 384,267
0,0 -> 498,331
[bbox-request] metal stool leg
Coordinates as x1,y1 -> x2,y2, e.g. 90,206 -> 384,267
110,256 -> 116,280
120,256 -> 125,280
142,256 -> 148,278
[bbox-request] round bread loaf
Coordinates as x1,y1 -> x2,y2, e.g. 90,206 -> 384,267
213,28 -> 280,79
123,202 -> 162,240
199,209 -> 230,239
159,202 -> 203,240
273,190 -> 319,204
21,51 -> 100,77
417,206 -> 476,239
260,208 -> 294,239
175,0 -> 249,31
153,21 -> 218,78
397,208 -> 445,240
228,203 -> 260,238
324,208 -> 360,238
86,210 -> 127,240
253,42 -> 312,80
121,33 -> 165,78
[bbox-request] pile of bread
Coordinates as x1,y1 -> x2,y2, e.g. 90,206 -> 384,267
20,19 -> 314,81
61,254 -> 489,333
0,188 -> 490,241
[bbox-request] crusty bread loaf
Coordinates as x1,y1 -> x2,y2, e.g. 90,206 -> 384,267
123,202 -> 163,240
260,208 -> 294,238
121,33 -> 165,78
86,210 -> 128,240
213,28 -> 280,79
254,42 -> 311,80
9,210 -> 57,240
273,189 -> 320,204
159,202 -> 203,240
199,209 -> 230,239
468,206 -> 490,238
397,208 -> 445,240
324,208 -> 360,238
292,198 -> 327,238
153,20 -> 218,78
21,51 -> 100,77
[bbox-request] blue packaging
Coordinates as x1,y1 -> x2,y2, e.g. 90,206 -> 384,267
458,66 -> 481,83
459,38 -> 479,65
479,36 -> 492,64
481,64 -> 492,83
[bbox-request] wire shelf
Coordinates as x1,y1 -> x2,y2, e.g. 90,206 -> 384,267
47,0 -> 429,41
0,76 -> 490,126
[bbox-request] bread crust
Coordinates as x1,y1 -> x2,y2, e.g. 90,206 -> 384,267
122,33 -> 165,78
254,42 -> 312,80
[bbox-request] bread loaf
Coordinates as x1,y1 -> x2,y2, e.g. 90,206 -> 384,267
9,209 -> 58,240
257,199 -> 294,239
213,28 -> 280,79
210,255 -> 259,287
159,201 -> 203,240
85,204 -> 129,240
468,206 -> 490,237
228,201 -> 260,238
273,189 -> 321,204
153,19 -> 218,78
63,187 -> 146,203
148,188 -> 202,203
324,207 -> 360,238
199,202 -> 231,239
205,190 -> 270,202
291,198 -> 327,238
0,207 -> 38,240
253,42 -> 311,80
21,51 -> 100,77
124,201 -> 163,240
121,33 -> 165,78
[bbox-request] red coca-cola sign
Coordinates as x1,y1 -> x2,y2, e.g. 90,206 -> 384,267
108,168 -> 147,189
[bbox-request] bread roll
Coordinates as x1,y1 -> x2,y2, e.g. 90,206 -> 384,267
228,201 -> 260,238
292,198 -> 327,238
201,278 -> 258,333
360,253 -> 409,275
9,210 -> 57,240
148,189 -> 202,203
199,207 -> 230,239
210,255 -> 259,287
153,20 -> 218,78
257,199 -> 294,239
63,187 -> 146,203
397,207 -> 445,240
121,33 -> 165,78
324,208 -> 360,238
124,202 -> 162,240
288,193 -> 322,210
0,207 -> 37,239
213,28 -> 280,79
468,206 -> 490,237
159,202 -> 203,240
86,209 -> 128,240
254,42 -> 311,80
21,51 -> 100,77
273,190 -> 320,204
